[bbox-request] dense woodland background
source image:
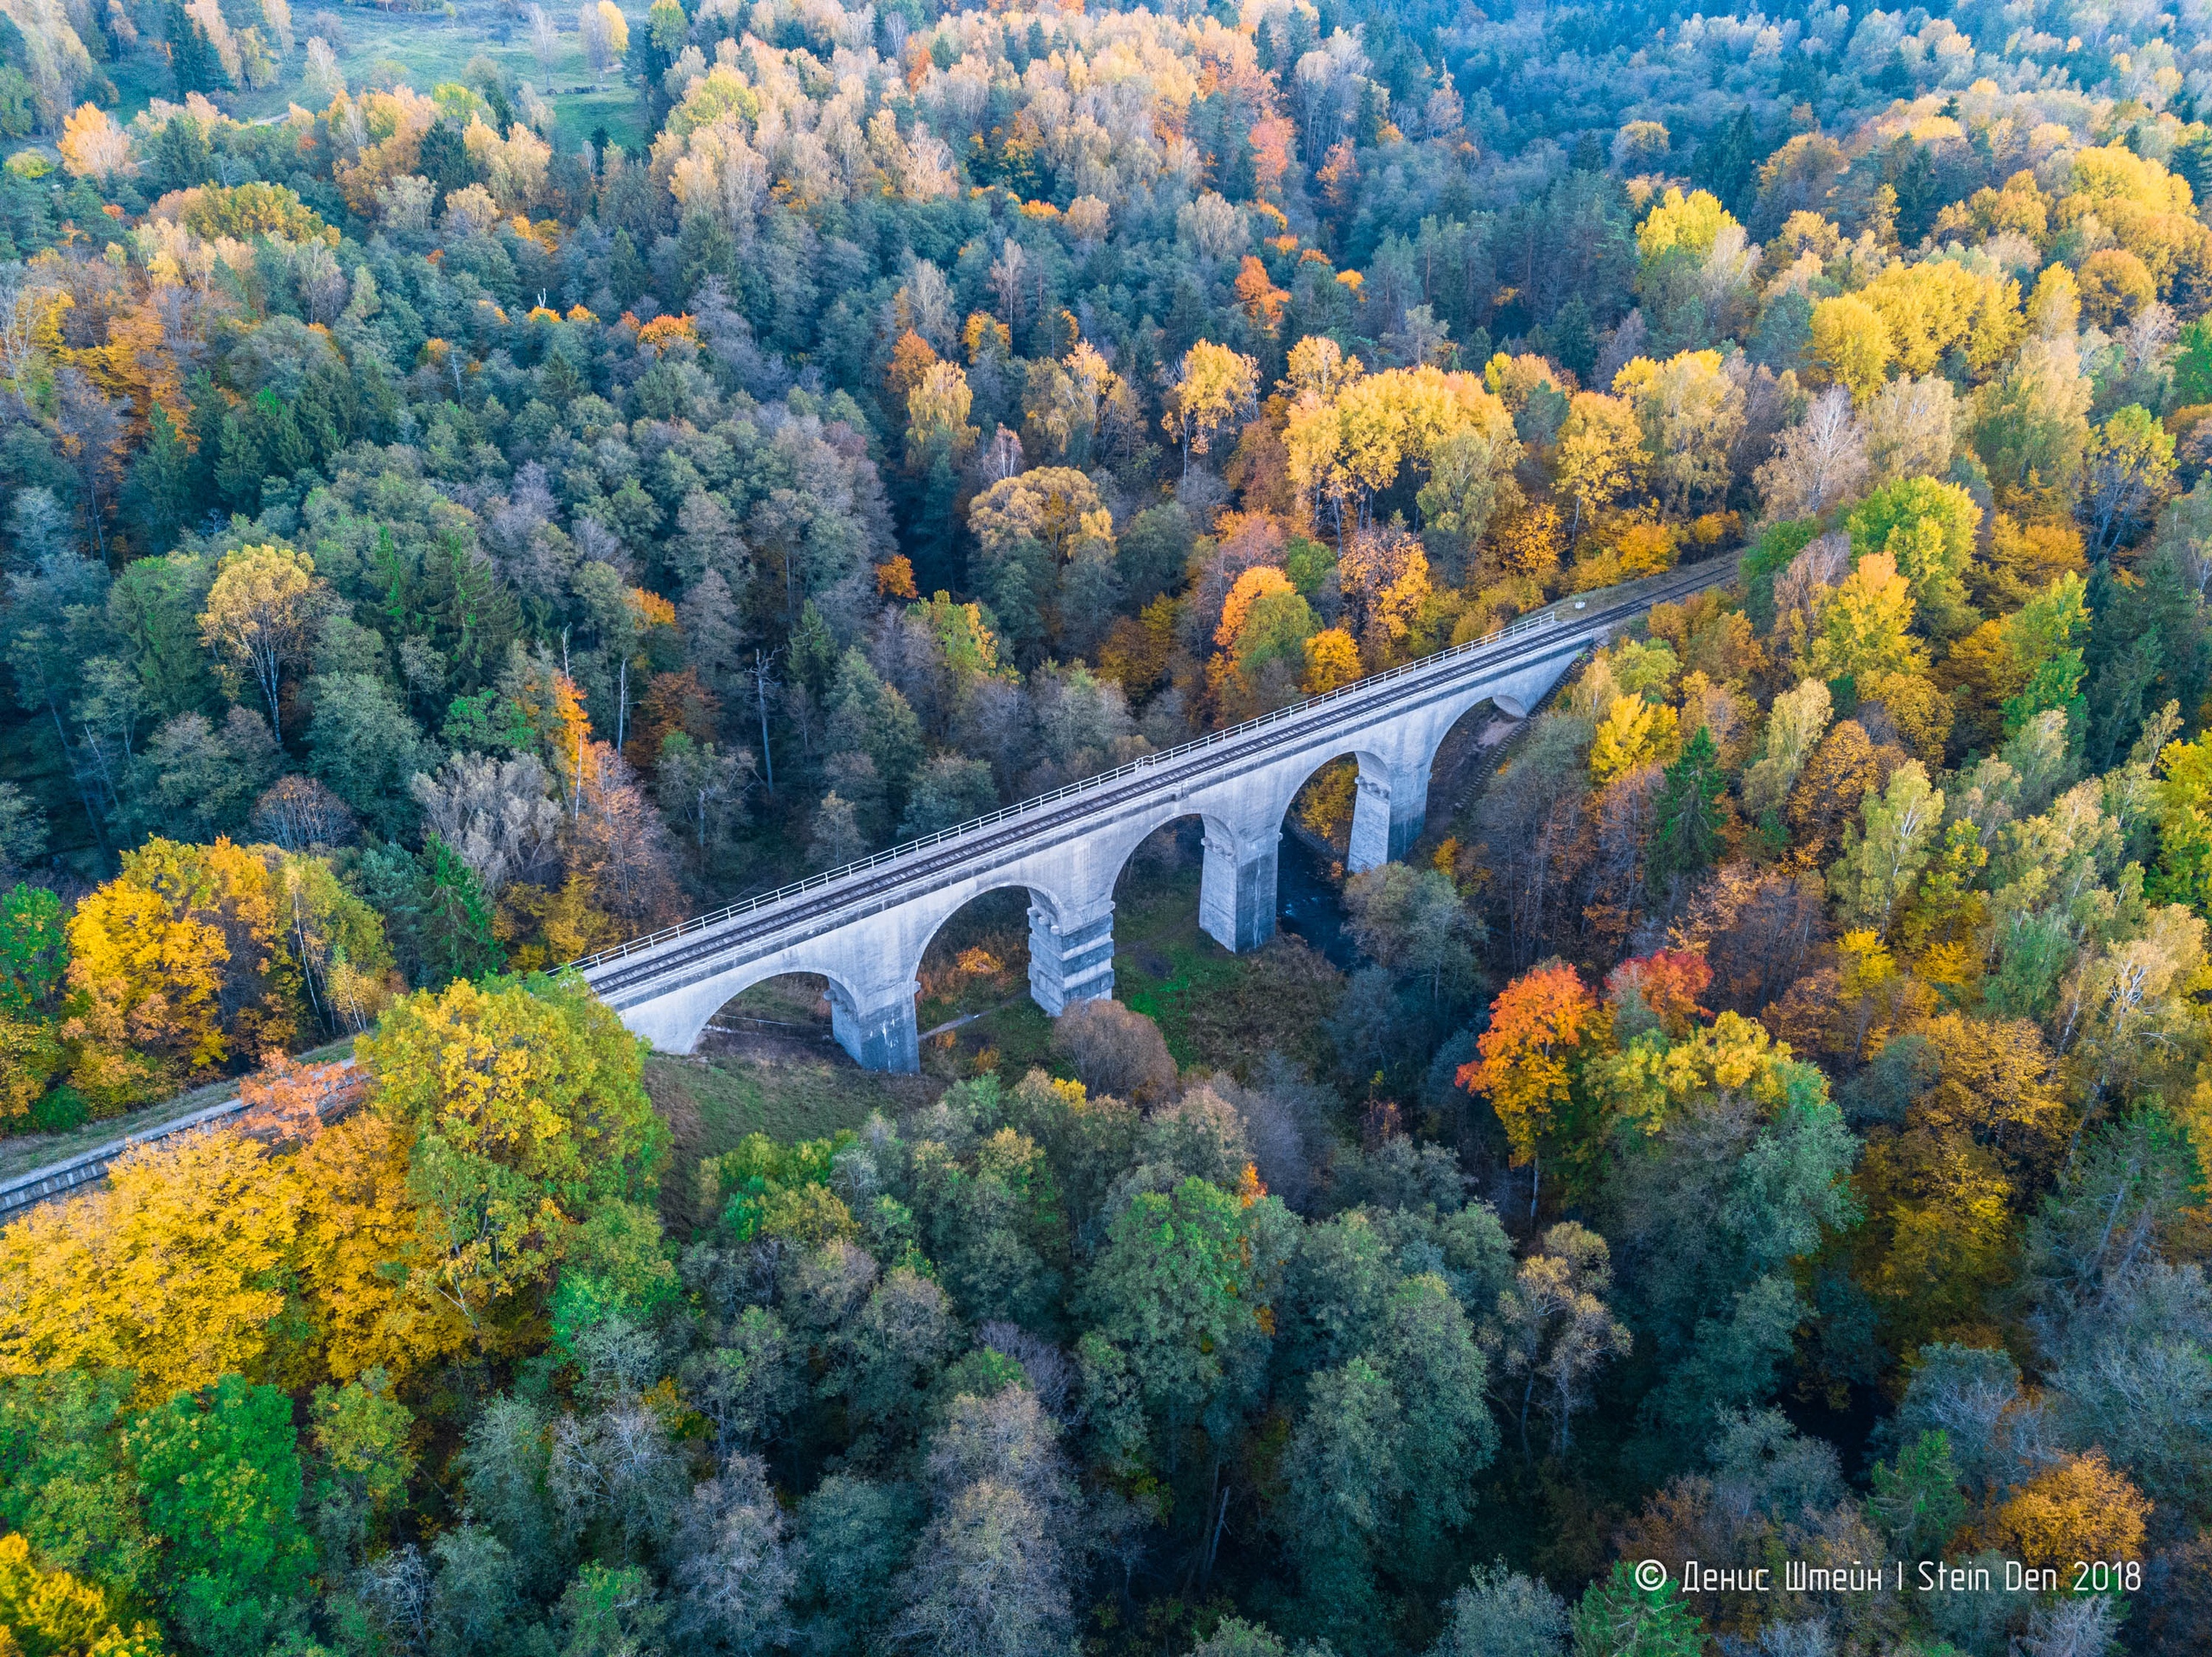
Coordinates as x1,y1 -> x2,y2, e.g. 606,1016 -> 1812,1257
1,0 -> 2211,1653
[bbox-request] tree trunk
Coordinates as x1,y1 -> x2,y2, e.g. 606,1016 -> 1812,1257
753,651 -> 776,793
1202,1483 -> 1230,1590
46,695 -> 107,854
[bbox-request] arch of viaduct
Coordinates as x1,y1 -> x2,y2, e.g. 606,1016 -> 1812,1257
575,560 -> 1736,1071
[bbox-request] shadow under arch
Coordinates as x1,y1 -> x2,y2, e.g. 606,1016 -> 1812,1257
1102,803 -> 1268,959
1276,743 -> 1402,873
1102,805 -> 1314,981
1409,693 -> 1527,851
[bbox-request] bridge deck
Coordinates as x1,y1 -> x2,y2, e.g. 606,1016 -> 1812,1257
578,556 -> 1738,1000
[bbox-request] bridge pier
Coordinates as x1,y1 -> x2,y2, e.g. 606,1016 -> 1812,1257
828,977 -> 921,1073
1346,757 -> 1434,873
1200,822 -> 1278,952
1028,898 -> 1116,1014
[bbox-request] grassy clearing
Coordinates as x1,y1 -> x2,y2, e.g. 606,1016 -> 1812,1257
543,85 -> 648,153
1112,865 -> 1344,1082
107,0 -> 650,154
643,1050 -> 935,1234
919,994 -> 1059,1089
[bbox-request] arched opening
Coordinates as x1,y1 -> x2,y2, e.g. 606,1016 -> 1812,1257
912,886 -> 1051,1080
662,967 -> 933,1230
702,971 -> 842,1056
1281,743 -> 1406,869
1109,813 -> 1209,986
1106,813 -> 1350,1077
1416,695 -> 1531,864
1278,751 -> 1405,966
1287,755 -> 1361,863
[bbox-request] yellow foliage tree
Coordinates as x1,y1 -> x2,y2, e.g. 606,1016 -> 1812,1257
1613,519 -> 1680,578
1302,626 -> 1362,693
1808,551 -> 1929,683
1164,340 -> 1260,477
596,0 -> 628,54
293,1110 -> 472,1384
1337,528 -> 1433,654
2056,143 -> 2209,294
1489,500 -> 1566,583
1933,170 -> 2050,243
1589,695 -> 1678,783
0,1534 -> 163,1657
2026,263 -> 2080,336
461,113 -> 553,213
56,104 -> 132,183
968,467 -> 1109,564
1284,359 -> 1513,530
63,838 -> 303,1109
356,977 -> 665,1352
1344,367 -> 1509,502
2078,247 -> 2155,328
1986,1451 -> 2149,1574
1858,670 -> 1952,765
0,1016 -> 64,1124
0,1128 -> 300,1400
1809,294 -> 1895,402
1611,350 -> 1744,513
1283,333 -> 1362,401
1906,1011 -> 2069,1184
1637,186 -> 1735,263
1854,1126 -> 2013,1350
1863,259 -> 2020,378
198,545 -> 329,739
1554,391 -> 1647,534
905,360 -> 979,467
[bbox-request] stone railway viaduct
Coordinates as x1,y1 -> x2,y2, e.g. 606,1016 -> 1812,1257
575,558 -> 1737,1070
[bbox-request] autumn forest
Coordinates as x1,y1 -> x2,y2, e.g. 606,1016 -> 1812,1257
0,0 -> 2209,1654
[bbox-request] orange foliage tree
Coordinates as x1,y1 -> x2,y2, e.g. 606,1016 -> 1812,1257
1605,949 -> 1713,1037
1459,962 -> 1606,1219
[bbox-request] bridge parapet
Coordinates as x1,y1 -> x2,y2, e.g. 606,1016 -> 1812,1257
578,557 -> 1738,1068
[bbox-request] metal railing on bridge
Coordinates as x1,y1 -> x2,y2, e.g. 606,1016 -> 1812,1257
569,557 -> 1728,974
